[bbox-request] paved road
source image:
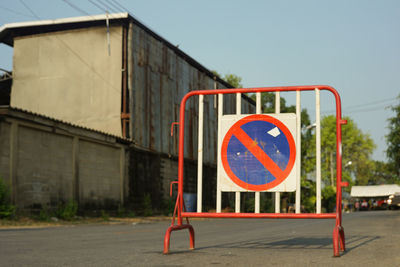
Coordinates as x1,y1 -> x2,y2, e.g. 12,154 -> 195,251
0,210 -> 399,266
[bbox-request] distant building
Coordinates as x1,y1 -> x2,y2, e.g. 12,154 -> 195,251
350,184 -> 400,198
0,13 -> 254,213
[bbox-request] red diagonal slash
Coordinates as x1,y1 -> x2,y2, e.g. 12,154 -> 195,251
232,127 -> 287,179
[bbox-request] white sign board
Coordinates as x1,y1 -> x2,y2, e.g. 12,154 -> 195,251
218,113 -> 298,192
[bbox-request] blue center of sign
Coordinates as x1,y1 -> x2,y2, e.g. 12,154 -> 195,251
226,120 -> 291,185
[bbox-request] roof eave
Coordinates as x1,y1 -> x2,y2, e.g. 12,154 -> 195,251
0,12 -> 130,47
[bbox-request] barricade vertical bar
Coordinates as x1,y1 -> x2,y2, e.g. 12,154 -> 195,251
216,93 -> 223,213
315,88 -> 322,214
197,95 -> 204,213
256,92 -> 261,113
275,91 -> 281,213
255,92 -> 261,213
235,93 -> 241,213
295,90 -> 301,213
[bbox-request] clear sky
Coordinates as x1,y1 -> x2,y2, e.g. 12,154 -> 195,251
1,0 -> 399,161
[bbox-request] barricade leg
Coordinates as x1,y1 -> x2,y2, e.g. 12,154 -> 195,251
164,190 -> 195,254
333,227 -> 340,257
332,225 -> 346,257
163,224 -> 195,254
339,226 -> 346,251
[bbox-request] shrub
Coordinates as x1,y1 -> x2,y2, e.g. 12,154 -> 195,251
101,210 -> 110,221
143,194 -> 153,216
0,177 -> 16,219
56,200 -> 78,221
36,208 -> 51,221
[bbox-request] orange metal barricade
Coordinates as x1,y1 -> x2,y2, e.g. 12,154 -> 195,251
163,85 -> 348,257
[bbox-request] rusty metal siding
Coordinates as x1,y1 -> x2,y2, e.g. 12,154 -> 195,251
129,22 -> 254,164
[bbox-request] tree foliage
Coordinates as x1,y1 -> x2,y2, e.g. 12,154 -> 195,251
369,160 -> 398,185
224,73 -> 243,88
211,71 -> 243,88
386,95 -> 400,177
317,115 -> 375,186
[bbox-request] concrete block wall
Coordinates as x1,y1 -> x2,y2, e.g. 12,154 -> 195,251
0,121 -> 11,188
0,108 -> 128,213
15,125 -> 74,209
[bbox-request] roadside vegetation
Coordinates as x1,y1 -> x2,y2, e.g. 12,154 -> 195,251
0,177 -> 16,219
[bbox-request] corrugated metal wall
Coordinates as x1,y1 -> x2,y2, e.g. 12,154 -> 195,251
129,22 -> 254,164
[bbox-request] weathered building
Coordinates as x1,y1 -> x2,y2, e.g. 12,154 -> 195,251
0,13 -> 255,213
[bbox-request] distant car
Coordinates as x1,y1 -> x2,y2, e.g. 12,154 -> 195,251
376,199 -> 389,210
388,193 -> 400,210
360,200 -> 369,211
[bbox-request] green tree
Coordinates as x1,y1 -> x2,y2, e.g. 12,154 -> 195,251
370,160 -> 398,185
224,73 -> 243,88
211,71 -> 243,88
249,92 -> 297,114
319,115 -> 375,187
386,95 -> 400,178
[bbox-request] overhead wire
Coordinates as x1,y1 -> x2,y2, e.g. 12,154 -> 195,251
321,96 -> 398,115
0,4 -> 37,19
343,104 -> 393,115
108,0 -> 130,12
61,0 -> 90,16
59,0 -> 124,41
88,0 -> 117,14
19,0 -> 40,19
97,0 -> 119,13
101,0 -> 124,13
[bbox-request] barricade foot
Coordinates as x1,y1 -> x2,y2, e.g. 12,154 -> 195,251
332,225 -> 345,257
163,224 -> 195,254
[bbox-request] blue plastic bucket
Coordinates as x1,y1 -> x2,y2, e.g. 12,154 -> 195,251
183,193 -> 197,212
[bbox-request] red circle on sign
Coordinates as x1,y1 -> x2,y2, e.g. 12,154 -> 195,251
221,114 -> 296,191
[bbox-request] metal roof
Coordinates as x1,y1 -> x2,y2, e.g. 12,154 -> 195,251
0,13 -> 129,46
0,105 -> 131,144
350,184 -> 400,197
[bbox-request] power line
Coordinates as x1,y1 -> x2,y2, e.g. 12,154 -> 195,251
19,0 -> 40,19
88,0 -> 117,13
103,0 -> 124,13
343,104 -> 393,115
0,4 -> 37,19
97,0 -> 119,13
62,0 -> 90,16
59,0 -> 125,41
321,97 -> 398,115
345,97 -> 396,110
108,0 -> 130,12
87,0 -> 108,13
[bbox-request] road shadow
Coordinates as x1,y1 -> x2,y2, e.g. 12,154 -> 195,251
343,235 -> 380,253
197,235 -> 380,252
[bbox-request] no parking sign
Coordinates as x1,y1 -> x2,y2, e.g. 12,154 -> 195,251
219,114 -> 298,192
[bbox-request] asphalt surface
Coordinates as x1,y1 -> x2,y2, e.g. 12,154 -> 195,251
0,210 -> 399,266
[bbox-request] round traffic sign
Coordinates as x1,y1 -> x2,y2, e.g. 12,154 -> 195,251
221,114 -> 296,191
